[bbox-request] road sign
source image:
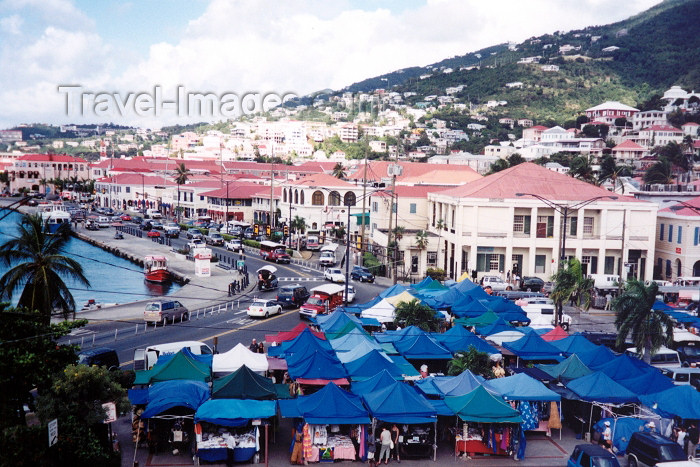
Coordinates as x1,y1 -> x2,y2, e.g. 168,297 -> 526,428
102,402 -> 117,423
48,418 -> 58,447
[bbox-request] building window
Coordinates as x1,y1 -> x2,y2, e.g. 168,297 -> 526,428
678,226 -> 682,244
695,227 -> 699,246
125,187 -> 130,193
583,217 -> 594,236
409,203 -> 417,214
300,191 -> 305,205
535,255 -> 546,274
372,202 -> 378,213
604,256 -> 615,275
677,259 -> 682,277
343,192 -> 356,206
312,190 -> 324,206
328,191 -> 341,206
561,216 -> 578,236
536,216 -> 554,238
432,203 -> 436,226
427,251 -> 437,265
392,203 -> 396,214
514,215 -> 531,234
666,259 -> 672,277
668,224 -> 673,242
283,188 -> 287,203
294,190 -> 299,204
489,254 -> 500,271
660,223 -> 665,240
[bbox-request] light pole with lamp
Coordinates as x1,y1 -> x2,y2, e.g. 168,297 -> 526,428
516,192 -> 618,324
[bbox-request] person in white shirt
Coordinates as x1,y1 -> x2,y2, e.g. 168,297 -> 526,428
602,421 -> 612,452
379,427 -> 392,464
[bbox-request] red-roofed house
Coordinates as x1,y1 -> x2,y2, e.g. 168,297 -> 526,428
10,154 -> 90,195
612,140 -> 648,163
94,173 -> 172,213
638,125 -> 684,147
585,101 -> 639,125
682,122 -> 699,138
657,196 -> 700,280
201,183 -> 268,222
427,162 -> 657,281
345,161 -> 480,186
522,125 -> 549,142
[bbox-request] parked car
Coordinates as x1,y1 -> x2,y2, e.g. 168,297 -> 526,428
276,285 -> 310,308
542,281 -> 555,295
246,299 -> 282,318
77,347 -> 120,371
164,227 -> 180,238
324,268 -> 345,283
481,275 -> 512,291
343,285 -> 356,303
143,300 -> 189,325
187,238 -> 205,250
674,342 -> 700,367
567,444 -> 620,467
186,228 -> 203,240
225,238 -> 243,252
244,227 -> 255,239
150,221 -> 164,230
626,431 -> 686,467
319,251 -> 336,267
120,214 -> 132,221
146,230 -> 161,238
520,276 -> 545,292
204,232 -> 224,246
351,265 -> 375,283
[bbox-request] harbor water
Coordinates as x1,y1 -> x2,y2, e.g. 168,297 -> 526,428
0,209 -> 181,308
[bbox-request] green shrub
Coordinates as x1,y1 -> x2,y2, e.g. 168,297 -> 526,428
426,267 -> 446,281
362,252 -> 386,277
244,239 -> 261,249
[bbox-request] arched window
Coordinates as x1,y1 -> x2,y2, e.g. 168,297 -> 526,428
283,188 -> 287,203
344,192 -> 356,207
312,190 -> 324,206
694,260 -> 700,276
294,189 -> 299,205
328,191 -> 341,206
676,259 -> 682,278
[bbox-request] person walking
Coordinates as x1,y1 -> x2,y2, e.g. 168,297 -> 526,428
379,426 -> 392,465
390,424 -> 401,463
687,422 -> 699,459
605,292 -> 613,310
248,338 -> 258,352
601,421 -> 613,452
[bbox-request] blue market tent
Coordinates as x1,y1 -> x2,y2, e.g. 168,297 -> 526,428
450,294 -> 491,317
502,332 -> 564,361
286,349 -> 347,381
389,355 -> 421,377
343,350 -> 404,380
350,369 -> 399,395
279,382 -> 370,425
317,310 -> 362,331
639,385 -> 700,420
141,380 -> 210,418
432,324 -> 475,343
617,369 -> 674,395
487,373 -> 561,401
412,277 -> 436,289
652,300 -> 675,311
362,381 -> 437,424
415,370 -> 485,398
195,399 -> 277,427
336,339 -> 384,363
393,334 -> 453,359
476,318 -> 514,336
576,345 -> 617,369
593,417 -> 646,455
330,331 -> 381,353
379,284 -> 409,298
566,372 -> 638,404
445,386 -> 522,423
595,354 -> 654,380
549,333 -> 598,356
374,325 -> 428,344
536,354 -> 592,381
278,328 -> 334,356
439,333 -> 499,355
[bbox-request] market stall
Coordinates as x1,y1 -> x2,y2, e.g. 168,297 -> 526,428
211,343 -> 268,376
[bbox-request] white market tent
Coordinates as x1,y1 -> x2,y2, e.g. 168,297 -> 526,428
485,330 -> 527,346
212,343 -> 269,375
360,298 -> 396,323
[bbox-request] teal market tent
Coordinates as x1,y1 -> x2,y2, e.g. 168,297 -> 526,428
212,365 -> 290,400
445,385 -> 522,423
476,318 -> 514,336
134,349 -> 212,385
374,325 -> 428,344
486,373 -> 561,401
195,399 -> 277,427
639,385 -> 700,420
336,339 -> 384,363
537,354 -> 592,382
565,371 -> 638,404
414,370 -> 485,398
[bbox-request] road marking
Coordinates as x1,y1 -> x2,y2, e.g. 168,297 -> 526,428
234,309 -> 247,315
278,276 -> 324,282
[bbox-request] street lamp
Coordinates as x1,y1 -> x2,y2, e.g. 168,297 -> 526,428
516,192 -> 618,326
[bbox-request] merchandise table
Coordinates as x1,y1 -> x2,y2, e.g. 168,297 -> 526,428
196,446 -> 256,463
455,439 -> 508,456
400,442 -> 433,459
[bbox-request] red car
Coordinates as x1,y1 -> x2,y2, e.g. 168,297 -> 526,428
146,230 -> 161,238
120,214 -> 132,221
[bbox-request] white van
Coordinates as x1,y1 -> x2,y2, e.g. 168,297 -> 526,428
626,346 -> 682,370
146,208 -> 163,219
521,303 -> 572,330
663,367 -> 700,386
133,340 -> 213,371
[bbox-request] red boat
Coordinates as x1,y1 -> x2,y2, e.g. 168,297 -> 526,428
144,255 -> 171,283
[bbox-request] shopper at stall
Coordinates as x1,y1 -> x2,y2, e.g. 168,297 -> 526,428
390,424 -> 401,463
379,426 -> 393,464
687,422 -> 699,458
249,338 -> 258,352
290,422 -> 304,465
601,421 -> 612,452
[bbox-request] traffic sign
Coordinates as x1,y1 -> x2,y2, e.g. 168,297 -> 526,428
102,402 -> 117,423
48,419 -> 58,447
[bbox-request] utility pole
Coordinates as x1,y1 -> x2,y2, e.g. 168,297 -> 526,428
618,210 -> 626,295
269,162 -> 275,228
359,157 -> 369,265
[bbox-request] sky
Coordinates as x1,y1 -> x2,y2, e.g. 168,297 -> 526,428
0,0 -> 662,129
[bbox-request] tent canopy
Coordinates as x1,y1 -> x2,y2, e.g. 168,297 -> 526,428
549,333 -> 598,355
617,369 -> 674,395
350,369 -> 399,395
279,382 -> 370,425
134,349 -> 212,385
639,385 -> 700,420
212,343 -> 269,374
566,371 -> 639,404
195,399 -> 277,427
265,322 -> 325,343
476,318 -> 514,336
385,291 -> 420,307
393,334 -> 453,360
456,311 -> 500,327
277,328 -> 334,358
336,339 -> 384,363
576,345 -> 617,369
344,350 -> 404,381
141,380 -> 210,418
445,385 -> 522,423
212,365 -> 286,400
541,326 -> 569,342
537,354 -> 592,381
415,370 -> 485,398
360,298 -> 395,323
486,373 -> 561,401
362,381 -> 437,424
502,332 -> 564,361
286,349 -> 347,381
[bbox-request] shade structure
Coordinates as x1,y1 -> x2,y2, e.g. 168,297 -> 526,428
343,350 -> 404,380
639,385 -> 700,420
212,343 -> 269,374
360,298 -> 395,323
485,329 -> 528,346
541,326 -> 569,342
330,331 -> 381,353
415,370 -> 485,398
375,325 -> 428,344
279,382 -> 370,425
486,373 -> 560,401
277,328 -> 334,357
362,381 -> 437,424
595,354 -> 653,380
445,385 -> 522,423
385,291 -> 420,307
325,321 -> 370,341
141,380 -> 210,418
450,294 -> 491,317
439,334 -> 499,355
476,318 -> 514,336
156,347 -> 213,367
502,331 -> 564,361
549,333 -> 598,355
393,334 -> 453,359
134,349 -> 212,385
265,322 -> 325,343
336,339 -> 384,363
212,365 -> 283,400
433,324 -> 475,342
350,369 -> 399,395
379,283 -> 409,298
195,399 -> 277,427
566,371 -> 638,404
652,300 -> 675,311
576,345 -> 616,369
537,354 -> 592,381
617,369 -> 674,395
413,277 -> 437,289
286,349 -> 347,381
456,310 -> 500,327
317,310 -> 362,332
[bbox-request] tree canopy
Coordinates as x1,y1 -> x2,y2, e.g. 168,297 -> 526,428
394,299 -> 440,332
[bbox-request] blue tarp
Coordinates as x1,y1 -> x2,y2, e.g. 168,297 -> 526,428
432,324 -> 475,342
317,310 -> 362,332
379,284 -> 409,298
439,334 -> 499,355
652,300 -> 675,311
374,325 -> 428,344
576,345 -> 617,369
141,380 -> 210,418
195,399 -> 276,427
412,277 -> 435,289
350,369 -> 399,395
502,332 -> 564,361
279,382 -> 370,425
593,417 -> 646,455
330,332 -> 381,353
278,328 -> 334,357
336,340 -> 384,363
343,350 -> 404,380
450,294 -> 491,317
486,373 -> 561,401
549,333 -> 598,356
566,371 -> 638,404
639,385 -> 700,420
477,318 -> 514,336
393,334 -> 453,359
617,369 -> 674,395
286,349 -> 347,381
389,355 -> 421,377
362,381 -> 437,424
128,388 -> 149,405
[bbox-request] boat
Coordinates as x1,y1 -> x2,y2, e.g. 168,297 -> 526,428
144,255 -> 171,283
39,203 -> 72,234
81,299 -> 102,311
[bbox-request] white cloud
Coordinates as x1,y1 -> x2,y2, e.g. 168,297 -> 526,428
0,14 -> 22,34
0,0 -> 663,128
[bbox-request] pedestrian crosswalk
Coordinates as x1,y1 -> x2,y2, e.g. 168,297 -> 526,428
278,276 -> 324,282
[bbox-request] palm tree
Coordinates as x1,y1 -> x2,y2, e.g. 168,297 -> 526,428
0,214 -> 90,323
549,258 -> 593,329
643,159 -> 674,184
569,156 -> 595,183
415,230 -> 428,250
394,299 -> 440,331
435,219 -> 445,267
174,163 -> 191,222
332,162 -> 346,180
614,280 -> 674,363
0,171 -> 9,194
447,348 -> 494,378
291,215 -> 307,252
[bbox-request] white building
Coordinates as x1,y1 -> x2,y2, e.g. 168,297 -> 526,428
656,198 -> 700,280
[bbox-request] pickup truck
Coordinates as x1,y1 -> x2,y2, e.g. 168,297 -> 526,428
267,249 -> 291,264
481,275 -> 512,291
299,284 -> 345,320
204,232 -> 224,246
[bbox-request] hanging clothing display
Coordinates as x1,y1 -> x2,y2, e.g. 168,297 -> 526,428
518,401 -> 538,431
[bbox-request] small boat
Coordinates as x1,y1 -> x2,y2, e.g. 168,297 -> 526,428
144,255 -> 171,283
81,299 -> 102,311
39,204 -> 72,234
